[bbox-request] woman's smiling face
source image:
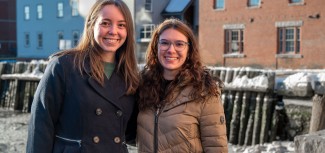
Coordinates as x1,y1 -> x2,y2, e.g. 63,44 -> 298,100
158,28 -> 189,78
93,4 -> 127,55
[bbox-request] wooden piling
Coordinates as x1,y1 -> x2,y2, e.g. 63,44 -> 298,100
238,91 -> 251,145
252,92 -> 265,145
225,91 -> 235,139
244,92 -> 257,146
309,94 -> 325,133
260,94 -> 275,144
229,91 -> 243,144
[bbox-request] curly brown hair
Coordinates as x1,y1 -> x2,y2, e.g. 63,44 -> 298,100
138,18 -> 223,110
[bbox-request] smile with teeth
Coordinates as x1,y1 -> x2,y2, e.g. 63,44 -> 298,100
104,38 -> 119,44
165,57 -> 178,61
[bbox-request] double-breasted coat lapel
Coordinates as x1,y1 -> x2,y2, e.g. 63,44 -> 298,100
88,73 -> 125,110
27,54 -> 136,153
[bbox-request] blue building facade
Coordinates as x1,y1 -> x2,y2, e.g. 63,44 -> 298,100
16,0 -> 84,59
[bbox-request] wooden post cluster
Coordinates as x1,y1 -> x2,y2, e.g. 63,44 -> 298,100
0,61 -> 46,112
1,64 -> 315,147
210,67 -> 281,145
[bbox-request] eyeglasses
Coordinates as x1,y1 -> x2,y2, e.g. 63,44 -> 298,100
158,40 -> 189,51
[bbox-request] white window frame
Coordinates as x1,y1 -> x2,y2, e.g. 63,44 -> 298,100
288,0 -> 304,6
24,6 -> 30,20
290,0 -> 303,3
71,0 -> 79,16
214,0 -> 225,10
248,0 -> 260,7
57,2 -> 64,17
37,4 -> 43,19
140,24 -> 155,42
144,0 -> 152,12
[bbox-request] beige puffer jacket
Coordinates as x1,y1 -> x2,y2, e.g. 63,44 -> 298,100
137,87 -> 228,153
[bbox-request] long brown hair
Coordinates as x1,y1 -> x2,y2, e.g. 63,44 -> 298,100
138,18 -> 223,110
53,0 -> 139,95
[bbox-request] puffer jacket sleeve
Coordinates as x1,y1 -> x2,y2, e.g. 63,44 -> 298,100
26,56 -> 66,153
199,94 -> 228,153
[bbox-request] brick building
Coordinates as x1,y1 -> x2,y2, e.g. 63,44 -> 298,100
0,0 -> 16,59
199,0 -> 325,69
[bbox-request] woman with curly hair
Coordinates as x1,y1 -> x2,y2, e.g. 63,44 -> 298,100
137,18 -> 228,153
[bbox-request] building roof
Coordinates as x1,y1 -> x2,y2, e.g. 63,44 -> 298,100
162,0 -> 192,14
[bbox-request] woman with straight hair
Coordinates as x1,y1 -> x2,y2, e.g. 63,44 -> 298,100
26,0 -> 139,152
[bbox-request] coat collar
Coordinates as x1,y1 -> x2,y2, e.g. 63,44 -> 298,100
85,58 -> 126,109
88,73 -> 126,109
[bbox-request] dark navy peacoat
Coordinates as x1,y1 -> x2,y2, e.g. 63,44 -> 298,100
26,54 -> 137,153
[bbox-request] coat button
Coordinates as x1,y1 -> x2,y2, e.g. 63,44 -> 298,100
96,108 -> 102,115
116,110 -> 123,117
114,137 -> 121,143
93,136 -> 100,143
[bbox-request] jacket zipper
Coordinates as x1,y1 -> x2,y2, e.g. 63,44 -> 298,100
154,104 -> 161,153
55,135 -> 82,147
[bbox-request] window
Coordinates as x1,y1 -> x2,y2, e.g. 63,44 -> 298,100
72,31 -> 80,47
225,29 -> 244,54
57,2 -> 64,17
278,27 -> 300,54
145,0 -> 152,12
37,33 -> 43,48
290,0 -> 302,3
71,0 -> 79,16
58,32 -> 64,48
248,0 -> 260,7
24,6 -> 30,20
140,24 -> 155,42
37,4 -> 43,19
214,0 -> 225,9
25,33 -> 30,47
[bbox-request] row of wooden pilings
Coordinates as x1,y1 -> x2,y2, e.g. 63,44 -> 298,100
0,61 -> 47,112
1,62 -> 286,146
208,67 -> 284,145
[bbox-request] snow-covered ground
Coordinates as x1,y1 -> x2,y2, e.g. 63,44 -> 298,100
0,108 -> 295,153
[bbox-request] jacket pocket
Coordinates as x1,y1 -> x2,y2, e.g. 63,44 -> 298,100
161,103 -> 186,117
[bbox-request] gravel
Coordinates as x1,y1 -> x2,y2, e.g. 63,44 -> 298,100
0,108 -> 29,153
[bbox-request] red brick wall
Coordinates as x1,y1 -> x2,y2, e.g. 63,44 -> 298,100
199,0 -> 325,69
